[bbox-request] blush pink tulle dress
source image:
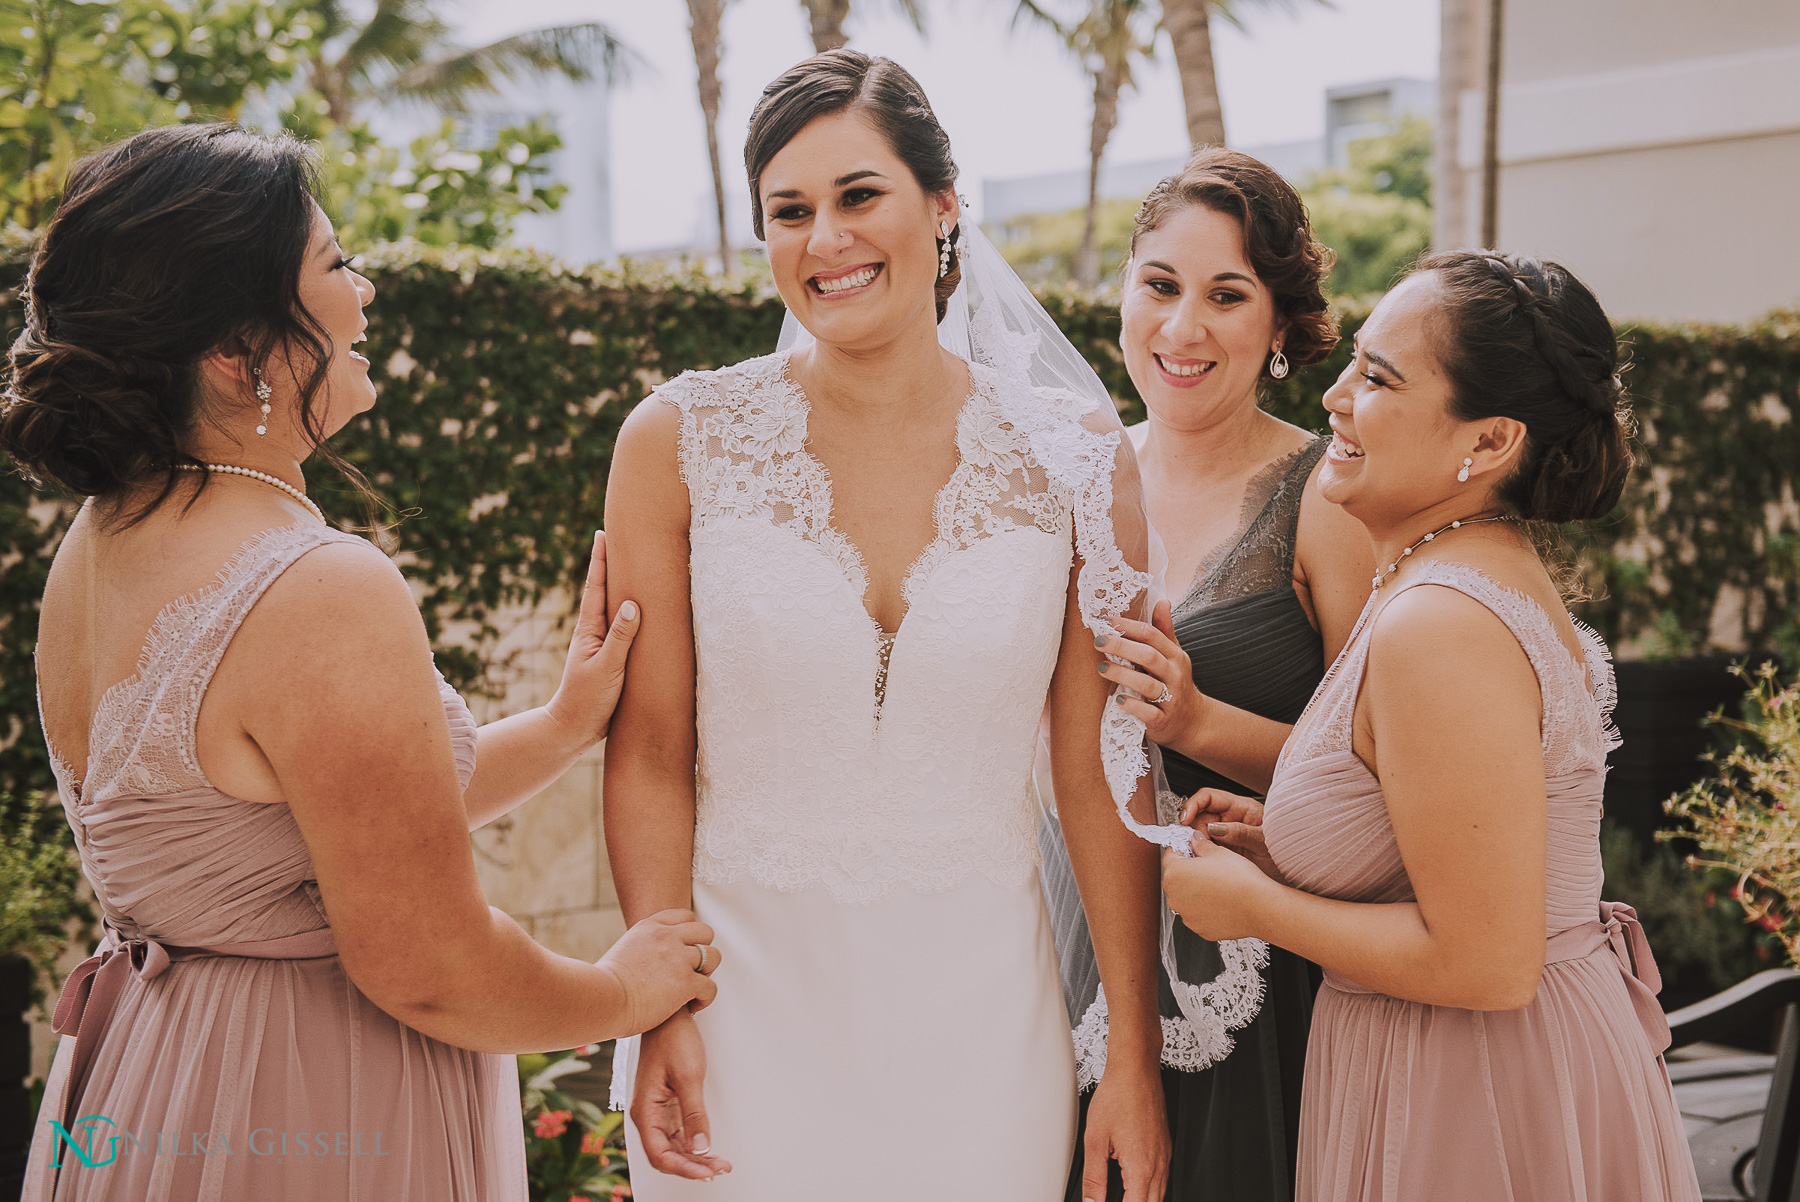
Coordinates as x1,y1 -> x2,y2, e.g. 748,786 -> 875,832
1262,561 -> 1702,1202
22,524 -> 525,1202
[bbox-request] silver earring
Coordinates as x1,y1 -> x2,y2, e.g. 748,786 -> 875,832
1457,457 -> 1473,483
254,369 -> 272,437
1268,349 -> 1290,379
938,221 -> 953,279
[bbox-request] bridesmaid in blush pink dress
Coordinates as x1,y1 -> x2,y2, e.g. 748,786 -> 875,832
1160,251 -> 1701,1201
7,125 -> 719,1202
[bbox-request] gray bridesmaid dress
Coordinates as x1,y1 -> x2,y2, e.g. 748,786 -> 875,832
1041,436 -> 1327,1202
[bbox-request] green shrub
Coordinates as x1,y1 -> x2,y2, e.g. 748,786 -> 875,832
0,791 -> 94,1010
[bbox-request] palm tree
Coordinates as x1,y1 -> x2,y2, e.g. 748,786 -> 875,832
799,0 -> 926,53
1016,0 -> 1158,287
1161,0 -> 1329,150
687,0 -> 734,273
305,0 -> 640,129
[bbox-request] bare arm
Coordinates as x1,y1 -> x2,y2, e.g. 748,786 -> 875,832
463,533 -> 641,830
238,541 -> 713,1053
602,398 -> 699,926
1105,458 -> 1375,795
602,395 -> 729,1183
1162,584 -> 1549,1010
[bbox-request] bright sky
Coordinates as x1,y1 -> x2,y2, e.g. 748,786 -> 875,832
454,0 -> 1439,253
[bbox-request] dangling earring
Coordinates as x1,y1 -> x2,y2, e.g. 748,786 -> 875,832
1457,457 -> 1473,483
938,221 -> 953,279
254,368 -> 273,437
1268,348 -> 1290,379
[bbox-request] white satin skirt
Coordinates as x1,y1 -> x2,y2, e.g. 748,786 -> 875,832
620,872 -> 1077,1200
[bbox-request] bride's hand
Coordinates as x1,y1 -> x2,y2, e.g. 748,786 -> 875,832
1081,1062 -> 1170,1202
1180,788 -> 1286,883
631,1010 -> 732,1180
544,531 -> 641,748
1096,600 -> 1206,759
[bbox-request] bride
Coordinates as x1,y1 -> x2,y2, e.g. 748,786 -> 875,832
603,50 -> 1176,1200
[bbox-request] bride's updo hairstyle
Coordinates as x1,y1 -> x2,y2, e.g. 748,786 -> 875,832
1411,250 -> 1632,523
744,49 -> 962,322
1,123 -> 342,523
1130,147 -> 1338,371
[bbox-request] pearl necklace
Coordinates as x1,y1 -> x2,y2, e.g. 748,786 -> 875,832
1371,514 -> 1516,590
174,463 -> 325,526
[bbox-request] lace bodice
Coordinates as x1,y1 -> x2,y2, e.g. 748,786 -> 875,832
663,350 -> 1126,904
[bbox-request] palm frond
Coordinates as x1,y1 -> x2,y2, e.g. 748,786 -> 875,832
338,0 -> 450,85
387,22 -> 646,109
1011,0 -> 1073,40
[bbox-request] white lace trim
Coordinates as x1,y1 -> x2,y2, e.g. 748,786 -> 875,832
67,524 -> 360,803
1069,935 -> 1272,1087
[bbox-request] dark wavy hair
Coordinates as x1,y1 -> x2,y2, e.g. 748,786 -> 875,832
0,123 -> 365,525
1408,250 -> 1632,524
744,49 -> 962,323
1130,147 -> 1338,373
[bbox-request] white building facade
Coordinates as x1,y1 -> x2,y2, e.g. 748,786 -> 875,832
1437,0 -> 1800,323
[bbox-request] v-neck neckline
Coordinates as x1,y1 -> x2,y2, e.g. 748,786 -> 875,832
776,351 -> 982,640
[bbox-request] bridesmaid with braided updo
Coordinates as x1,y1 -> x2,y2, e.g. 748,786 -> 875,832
1155,251 -> 1703,1200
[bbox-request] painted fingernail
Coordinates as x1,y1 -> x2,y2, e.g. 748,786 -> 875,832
619,600 -> 638,621
1208,823 -> 1228,835
1093,632 -> 1109,649
1096,661 -> 1109,675
691,1135 -> 709,1155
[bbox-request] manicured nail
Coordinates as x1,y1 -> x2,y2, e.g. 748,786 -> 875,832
619,600 -> 638,621
691,1135 -> 709,1155
1096,661 -> 1109,675
1093,632 -> 1109,649
1207,823 -> 1227,835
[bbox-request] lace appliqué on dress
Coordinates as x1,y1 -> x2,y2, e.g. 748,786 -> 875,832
73,525 -> 365,806
664,351 -> 1077,903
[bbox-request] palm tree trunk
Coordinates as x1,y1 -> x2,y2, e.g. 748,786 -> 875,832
1161,0 -> 1224,147
1080,59 -> 1126,289
802,0 -> 852,52
1481,0 -> 1505,248
686,0 -> 732,274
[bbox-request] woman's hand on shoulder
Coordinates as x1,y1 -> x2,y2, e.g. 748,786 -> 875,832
1097,599 -> 1207,760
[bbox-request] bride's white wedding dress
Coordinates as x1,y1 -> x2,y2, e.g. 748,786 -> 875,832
615,345 -> 1135,1199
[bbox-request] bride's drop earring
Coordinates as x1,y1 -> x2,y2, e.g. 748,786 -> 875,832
254,368 -> 272,437
1457,457 -> 1473,483
1268,348 -> 1290,379
938,221 -> 953,278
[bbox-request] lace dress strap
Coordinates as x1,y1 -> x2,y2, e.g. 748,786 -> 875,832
84,524 -> 368,800
1281,561 -> 1620,773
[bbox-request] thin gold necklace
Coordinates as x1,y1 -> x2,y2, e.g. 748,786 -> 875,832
1371,514 -> 1516,591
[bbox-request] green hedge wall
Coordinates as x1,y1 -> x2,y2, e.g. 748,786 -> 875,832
2,242 -> 1797,800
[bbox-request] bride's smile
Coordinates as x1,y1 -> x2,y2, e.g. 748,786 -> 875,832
756,107 -> 956,352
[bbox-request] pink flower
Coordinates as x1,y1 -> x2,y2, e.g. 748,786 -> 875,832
533,1109 -> 572,1139
581,1130 -> 606,1156
578,1043 -> 600,1056
1761,914 -> 1785,933
612,1186 -> 634,1200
